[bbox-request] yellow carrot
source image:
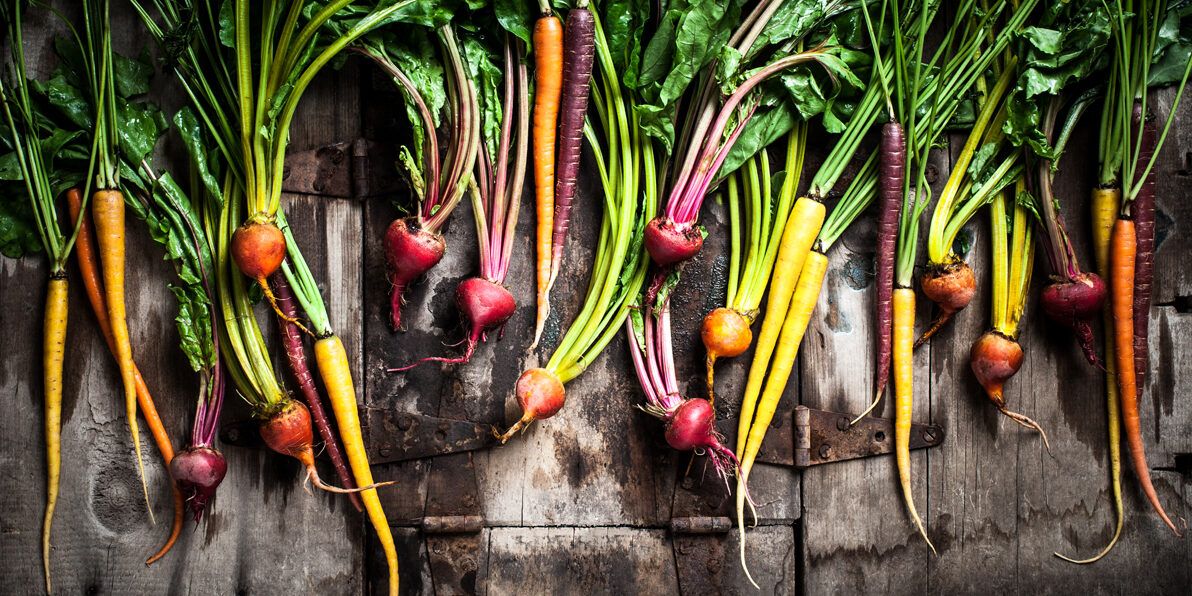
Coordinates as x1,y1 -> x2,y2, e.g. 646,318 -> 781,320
42,275 -> 67,594
893,287 -> 935,552
735,248 -> 828,589
315,335 -> 398,594
1057,187 -> 1124,563
92,189 -> 152,516
735,197 -> 825,456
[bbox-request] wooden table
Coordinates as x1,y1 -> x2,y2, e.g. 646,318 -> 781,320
2,5 -> 1190,594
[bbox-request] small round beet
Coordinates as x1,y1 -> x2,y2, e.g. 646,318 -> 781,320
231,219 -> 287,280
384,217 -> 447,329
644,216 -> 704,267
170,447 -> 227,521
702,308 -> 752,360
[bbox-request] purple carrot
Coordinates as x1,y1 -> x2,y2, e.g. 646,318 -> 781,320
874,122 -> 903,408
547,1 -> 596,288
1131,104 -> 1157,386
271,273 -> 363,512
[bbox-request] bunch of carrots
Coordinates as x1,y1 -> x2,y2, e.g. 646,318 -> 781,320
4,1 -> 1192,591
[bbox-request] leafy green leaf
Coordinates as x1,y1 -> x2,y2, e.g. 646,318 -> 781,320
0,183 -> 42,258
117,99 -> 166,164
495,0 -> 534,43
173,108 -> 224,203
716,99 -> 796,179
461,34 -> 504,164
1149,4 -> 1192,86
218,0 -> 235,48
636,0 -> 744,148
44,71 -> 93,130
114,51 -> 154,97
603,0 -> 651,88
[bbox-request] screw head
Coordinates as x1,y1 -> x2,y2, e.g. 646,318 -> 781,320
818,443 -> 832,459
397,415 -> 414,431
922,428 -> 939,444
837,416 -> 849,431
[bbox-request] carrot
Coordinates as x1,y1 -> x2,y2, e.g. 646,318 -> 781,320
67,189 -> 183,563
1110,218 -> 1179,535
736,249 -> 827,587
1131,109 -> 1157,388
315,335 -> 399,595
869,122 -> 902,418
893,287 -> 935,552
734,197 -> 824,456
272,274 -> 362,512
547,0 -> 596,292
91,188 -> 152,516
1056,186 -> 1125,563
41,274 -> 67,594
530,2 -> 565,348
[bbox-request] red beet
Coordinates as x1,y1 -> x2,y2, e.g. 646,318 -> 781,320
385,217 -> 447,330
970,331 -> 1050,451
664,399 -> 738,478
231,219 -> 286,280
260,401 -> 393,494
494,368 -> 566,443
170,446 -> 227,522
916,261 -> 977,347
644,216 -> 704,267
392,277 -> 517,370
1040,272 -> 1107,366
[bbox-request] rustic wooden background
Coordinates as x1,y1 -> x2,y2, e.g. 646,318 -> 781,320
2,4 -> 1191,595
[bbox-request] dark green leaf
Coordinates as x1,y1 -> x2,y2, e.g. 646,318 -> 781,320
45,72 -> 93,129
0,184 -> 42,258
117,99 -> 166,164
173,108 -> 224,203
495,0 -> 534,43
114,51 -> 154,97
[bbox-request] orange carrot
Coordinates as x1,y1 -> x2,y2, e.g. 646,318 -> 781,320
1110,217 -> 1179,535
530,3 -> 564,348
68,189 -> 182,563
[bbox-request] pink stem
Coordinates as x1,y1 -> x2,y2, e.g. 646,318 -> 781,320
626,318 -> 660,408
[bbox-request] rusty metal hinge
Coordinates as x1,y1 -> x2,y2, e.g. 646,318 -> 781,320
281,138 -> 401,198
793,405 -> 944,468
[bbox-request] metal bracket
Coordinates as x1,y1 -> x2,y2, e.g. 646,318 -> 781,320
793,405 -> 944,468
281,138 -> 402,198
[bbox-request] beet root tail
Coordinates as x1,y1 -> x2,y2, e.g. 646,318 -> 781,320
493,411 -> 535,444
389,281 -> 406,331
303,461 -> 395,494
259,277 -> 313,336
998,407 -> 1052,455
914,309 -> 954,348
389,334 -> 479,372
1073,319 -> 1102,369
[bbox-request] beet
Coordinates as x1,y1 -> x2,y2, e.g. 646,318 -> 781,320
969,330 -> 1050,450
170,446 -> 227,522
644,216 -> 705,267
917,261 -> 976,346
392,277 -> 517,370
701,308 -> 752,360
231,220 -> 287,280
385,217 -> 447,330
1040,272 -> 1107,366
664,399 -> 738,479
260,400 -> 393,494
494,368 -> 566,443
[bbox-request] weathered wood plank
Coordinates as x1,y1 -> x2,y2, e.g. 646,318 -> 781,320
486,527 -> 678,594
